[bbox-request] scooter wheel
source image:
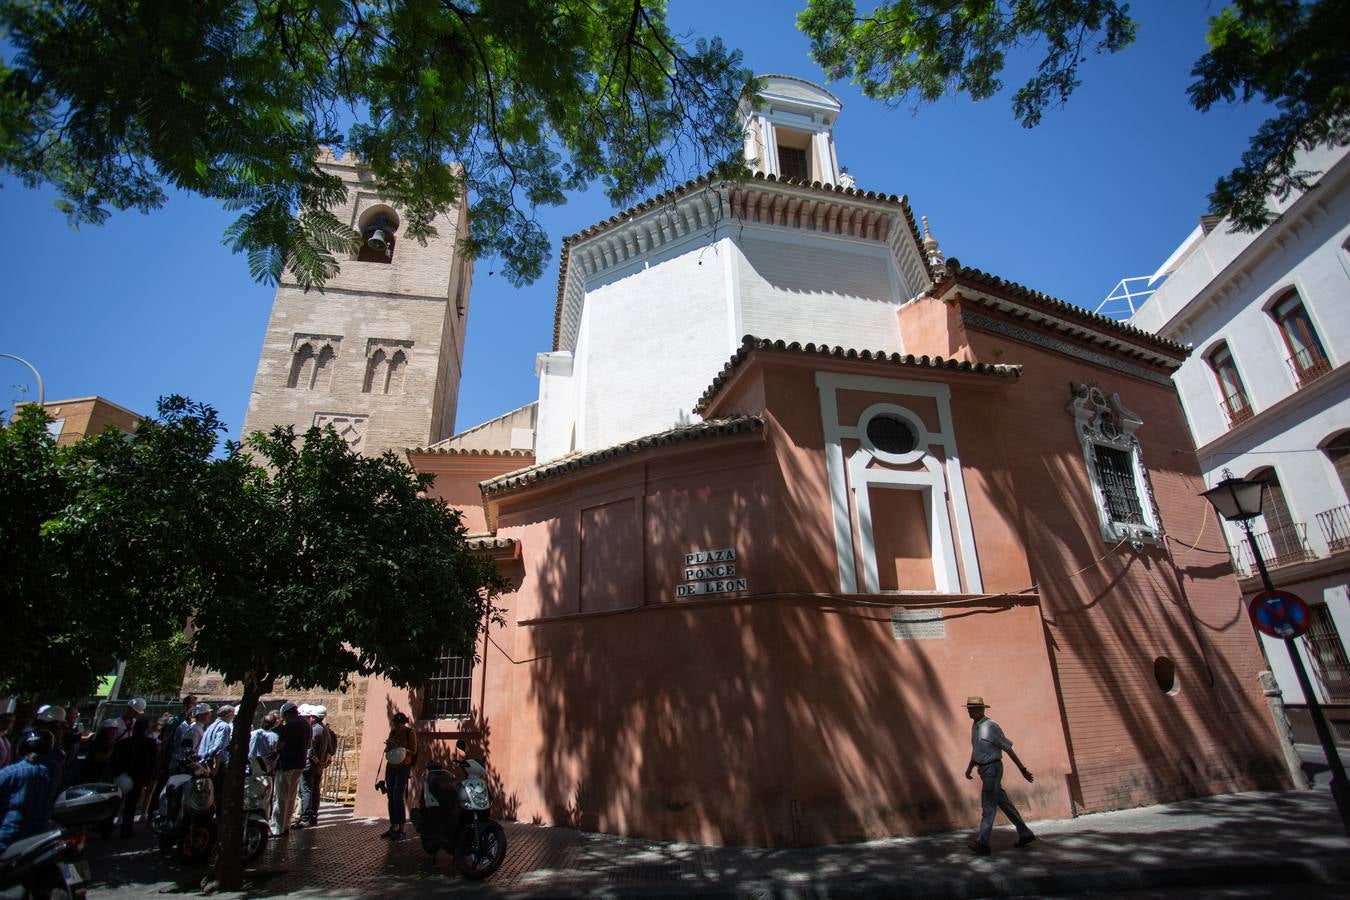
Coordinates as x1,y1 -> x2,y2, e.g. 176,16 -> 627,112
454,820 -> 506,880
181,820 -> 217,866
420,833 -> 439,857
241,820 -> 269,866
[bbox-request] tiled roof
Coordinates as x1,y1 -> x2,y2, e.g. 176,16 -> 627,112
464,535 -> 518,551
481,415 -> 766,496
410,446 -> 534,458
939,261 -> 1188,356
694,336 -> 1023,414
551,170 -> 932,351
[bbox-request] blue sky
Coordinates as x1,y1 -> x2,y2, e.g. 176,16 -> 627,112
1,2 -> 1270,438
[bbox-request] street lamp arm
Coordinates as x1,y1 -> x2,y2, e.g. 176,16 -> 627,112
0,353 -> 44,407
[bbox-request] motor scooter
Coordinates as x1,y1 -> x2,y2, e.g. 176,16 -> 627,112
0,828 -> 90,900
410,740 -> 507,880
151,756 -> 216,865
239,764 -> 273,865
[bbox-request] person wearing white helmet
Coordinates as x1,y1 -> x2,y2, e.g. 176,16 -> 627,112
170,703 -> 212,775
296,705 -> 335,828
88,698 -> 144,781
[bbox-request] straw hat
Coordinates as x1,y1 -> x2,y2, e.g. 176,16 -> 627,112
964,696 -> 989,708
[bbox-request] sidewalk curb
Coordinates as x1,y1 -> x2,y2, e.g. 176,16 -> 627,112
502,855 -> 1350,898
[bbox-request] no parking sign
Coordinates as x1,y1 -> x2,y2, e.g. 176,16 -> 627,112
1248,589 -> 1311,639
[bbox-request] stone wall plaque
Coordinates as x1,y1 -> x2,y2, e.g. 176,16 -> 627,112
891,608 -> 945,640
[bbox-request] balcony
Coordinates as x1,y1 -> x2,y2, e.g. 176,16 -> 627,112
1230,521 -> 1315,576
1219,389 -> 1255,428
1317,504 -> 1350,554
1287,346 -> 1333,389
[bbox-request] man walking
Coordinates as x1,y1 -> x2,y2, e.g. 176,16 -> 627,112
271,703 -> 310,837
963,696 -> 1035,854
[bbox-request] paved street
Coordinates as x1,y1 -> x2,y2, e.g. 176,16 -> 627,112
82,786 -> 1350,899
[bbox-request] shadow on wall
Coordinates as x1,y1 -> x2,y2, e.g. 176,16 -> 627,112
511,426 -> 1018,848
976,426 -> 1287,812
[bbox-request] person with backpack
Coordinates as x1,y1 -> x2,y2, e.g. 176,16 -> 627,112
296,705 -> 337,828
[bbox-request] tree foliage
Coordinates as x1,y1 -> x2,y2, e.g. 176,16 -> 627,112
0,400 -> 213,702
1188,0 -> 1350,230
0,1 -> 752,288
182,417 -> 505,890
3,396 -> 505,887
798,0 -> 1350,230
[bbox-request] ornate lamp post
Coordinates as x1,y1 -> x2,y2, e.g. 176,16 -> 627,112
1202,472 -> 1350,834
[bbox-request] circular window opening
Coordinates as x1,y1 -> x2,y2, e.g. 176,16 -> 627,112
1153,656 -> 1178,695
866,415 -> 917,455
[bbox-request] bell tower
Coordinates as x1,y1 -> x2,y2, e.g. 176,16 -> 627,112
241,151 -> 472,455
739,74 -> 845,184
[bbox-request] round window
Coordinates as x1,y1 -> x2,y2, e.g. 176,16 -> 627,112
866,415 -> 917,455
1153,656 -> 1178,695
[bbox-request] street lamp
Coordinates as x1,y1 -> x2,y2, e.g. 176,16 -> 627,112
0,353 -> 44,407
1202,472 -> 1350,834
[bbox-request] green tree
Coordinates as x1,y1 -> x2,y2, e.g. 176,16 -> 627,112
119,632 -> 191,699
798,0 -> 1350,230
182,419 -> 503,890
0,1 -> 752,289
0,401 -> 211,703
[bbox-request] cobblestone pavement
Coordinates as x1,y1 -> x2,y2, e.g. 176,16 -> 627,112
84,789 -> 1350,898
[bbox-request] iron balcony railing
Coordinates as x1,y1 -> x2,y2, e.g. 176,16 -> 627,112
1231,521 -> 1315,577
1219,389 -> 1255,428
1287,346 -> 1333,388
1317,504 -> 1350,554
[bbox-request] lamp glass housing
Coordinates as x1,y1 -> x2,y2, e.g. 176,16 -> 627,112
1200,476 -> 1265,522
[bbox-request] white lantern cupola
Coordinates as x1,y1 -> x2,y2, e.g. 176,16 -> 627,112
738,74 -> 844,185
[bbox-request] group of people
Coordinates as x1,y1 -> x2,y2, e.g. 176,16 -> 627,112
0,694 -> 342,852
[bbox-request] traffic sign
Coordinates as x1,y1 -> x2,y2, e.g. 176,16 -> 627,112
1248,589 -> 1311,639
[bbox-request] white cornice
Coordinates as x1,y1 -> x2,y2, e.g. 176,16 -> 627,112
1153,150 -> 1350,338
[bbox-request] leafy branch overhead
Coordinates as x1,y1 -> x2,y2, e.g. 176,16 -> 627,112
798,0 -> 1350,231
0,1 -> 752,288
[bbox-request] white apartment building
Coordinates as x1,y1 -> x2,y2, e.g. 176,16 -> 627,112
1130,144 -> 1350,730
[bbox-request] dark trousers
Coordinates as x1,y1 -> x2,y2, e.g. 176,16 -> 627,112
976,760 -> 1032,846
298,765 -> 322,823
386,765 -> 411,827
120,781 -> 145,837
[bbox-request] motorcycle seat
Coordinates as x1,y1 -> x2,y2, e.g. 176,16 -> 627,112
0,828 -> 62,863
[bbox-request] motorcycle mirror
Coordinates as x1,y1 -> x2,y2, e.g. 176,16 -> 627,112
455,738 -> 467,752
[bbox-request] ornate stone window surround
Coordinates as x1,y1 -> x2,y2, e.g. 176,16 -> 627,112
817,372 -> 984,594
1067,384 -> 1162,546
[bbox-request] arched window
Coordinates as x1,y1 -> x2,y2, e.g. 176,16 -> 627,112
287,343 -> 315,389
1207,342 -> 1253,427
1248,467 -> 1311,567
311,344 -> 336,390
363,349 -> 387,394
1268,289 -> 1330,386
385,350 -> 408,394
1318,432 -> 1350,552
1324,432 -> 1350,498
356,205 -> 400,264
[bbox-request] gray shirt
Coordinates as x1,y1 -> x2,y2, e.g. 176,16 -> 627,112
971,716 -> 1013,765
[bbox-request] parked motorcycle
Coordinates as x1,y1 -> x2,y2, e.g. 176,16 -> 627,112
410,740 -> 507,880
0,828 -> 90,900
151,757 -> 216,865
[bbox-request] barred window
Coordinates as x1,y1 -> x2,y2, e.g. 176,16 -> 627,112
424,653 -> 473,719
1093,444 -> 1145,525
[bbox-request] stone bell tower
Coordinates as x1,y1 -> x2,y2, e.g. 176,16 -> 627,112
196,152 -> 473,800
241,150 -> 472,455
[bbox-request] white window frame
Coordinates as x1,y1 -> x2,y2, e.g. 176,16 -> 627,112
1067,384 -> 1161,546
